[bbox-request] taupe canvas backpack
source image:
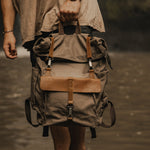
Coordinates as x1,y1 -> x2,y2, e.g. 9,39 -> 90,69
25,21 -> 116,137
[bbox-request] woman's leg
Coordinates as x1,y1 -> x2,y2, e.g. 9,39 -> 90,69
69,126 -> 86,150
50,125 -> 86,150
50,126 -> 71,150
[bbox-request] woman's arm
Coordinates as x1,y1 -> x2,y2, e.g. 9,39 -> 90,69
59,0 -> 81,22
1,0 -> 17,59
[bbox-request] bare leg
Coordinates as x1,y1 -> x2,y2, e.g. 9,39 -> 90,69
50,126 -> 71,150
69,126 -> 86,150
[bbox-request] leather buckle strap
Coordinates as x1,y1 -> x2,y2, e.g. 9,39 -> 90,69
89,69 -> 95,79
67,79 -> 74,120
46,36 -> 54,73
68,79 -> 74,105
48,36 -> 54,58
86,36 -> 96,79
86,36 -> 92,59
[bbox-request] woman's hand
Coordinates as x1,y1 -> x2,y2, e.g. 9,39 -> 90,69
59,0 -> 81,22
3,32 -> 17,59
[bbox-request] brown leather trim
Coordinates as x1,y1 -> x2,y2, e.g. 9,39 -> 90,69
86,36 -> 92,59
46,68 -> 51,71
68,117 -> 73,120
89,69 -> 95,79
40,76 -> 101,93
45,69 -> 51,76
49,37 -> 54,58
59,21 -> 64,35
75,20 -> 81,34
68,79 -> 74,105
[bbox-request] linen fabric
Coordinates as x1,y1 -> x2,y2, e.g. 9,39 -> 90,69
12,0 -> 105,47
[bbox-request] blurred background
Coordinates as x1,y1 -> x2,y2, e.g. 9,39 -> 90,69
0,1 -> 150,150
99,0 -> 150,51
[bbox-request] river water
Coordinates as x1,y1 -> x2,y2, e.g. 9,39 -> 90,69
0,51 -> 150,150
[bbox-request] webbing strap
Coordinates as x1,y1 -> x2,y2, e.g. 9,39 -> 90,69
59,21 -> 64,35
90,128 -> 96,138
46,37 -> 54,72
86,36 -> 92,59
75,20 -> 81,34
86,36 -> 95,79
25,98 -> 40,127
68,79 -> 74,105
43,126 -> 49,137
101,101 -> 116,128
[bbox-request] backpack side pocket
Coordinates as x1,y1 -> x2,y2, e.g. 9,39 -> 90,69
30,66 -> 46,124
91,37 -> 116,127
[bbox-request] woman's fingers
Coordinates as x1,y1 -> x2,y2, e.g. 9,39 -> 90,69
3,45 -> 17,59
59,0 -> 81,22
60,11 -> 78,22
10,42 -> 17,57
3,33 -> 17,59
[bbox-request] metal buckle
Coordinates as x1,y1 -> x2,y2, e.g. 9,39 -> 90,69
89,58 -> 93,69
47,57 -> 52,68
67,104 -> 74,119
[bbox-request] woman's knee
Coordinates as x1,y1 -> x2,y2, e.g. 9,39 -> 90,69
70,143 -> 86,150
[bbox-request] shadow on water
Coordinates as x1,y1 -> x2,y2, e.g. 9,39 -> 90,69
0,51 -> 150,150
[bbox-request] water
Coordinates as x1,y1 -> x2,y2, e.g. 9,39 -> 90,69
0,51 -> 150,150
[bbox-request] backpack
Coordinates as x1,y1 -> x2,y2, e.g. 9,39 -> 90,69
25,21 -> 116,138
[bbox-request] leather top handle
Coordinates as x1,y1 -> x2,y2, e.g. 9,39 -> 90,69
59,19 -> 81,35
57,0 -> 81,35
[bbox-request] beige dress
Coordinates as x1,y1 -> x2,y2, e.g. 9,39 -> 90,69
12,0 -> 105,46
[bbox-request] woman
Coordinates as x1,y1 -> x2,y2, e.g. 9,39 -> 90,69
1,0 -> 105,150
